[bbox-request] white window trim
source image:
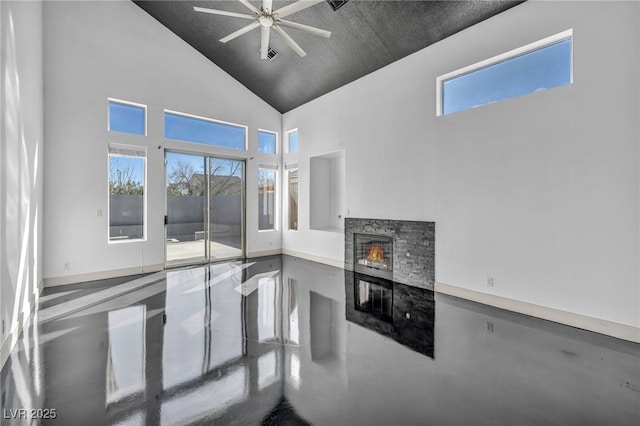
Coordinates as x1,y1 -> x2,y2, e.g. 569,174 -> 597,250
258,163 -> 278,170
436,29 -> 573,116
108,142 -> 147,157
107,97 -> 148,135
164,109 -> 248,150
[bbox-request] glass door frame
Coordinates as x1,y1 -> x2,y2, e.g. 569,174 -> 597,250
164,149 -> 246,268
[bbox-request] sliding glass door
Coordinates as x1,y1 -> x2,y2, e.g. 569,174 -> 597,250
208,157 -> 244,260
166,152 -> 244,266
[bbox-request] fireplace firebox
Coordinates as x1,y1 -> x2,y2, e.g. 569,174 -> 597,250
354,233 -> 393,279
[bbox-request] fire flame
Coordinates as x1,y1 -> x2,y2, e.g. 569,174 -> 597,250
366,245 -> 385,262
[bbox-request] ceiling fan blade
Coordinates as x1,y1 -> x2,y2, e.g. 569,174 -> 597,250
277,19 -> 331,38
260,26 -> 271,59
273,0 -> 324,19
193,6 -> 256,20
273,26 -> 306,57
220,21 -> 260,43
238,0 -> 260,14
262,0 -> 273,13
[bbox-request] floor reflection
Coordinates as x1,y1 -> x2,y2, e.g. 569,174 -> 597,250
1,255 -> 639,425
345,272 -> 435,358
162,262 -> 246,391
106,305 -> 146,404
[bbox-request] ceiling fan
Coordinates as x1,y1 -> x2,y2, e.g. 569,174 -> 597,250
194,0 -> 331,59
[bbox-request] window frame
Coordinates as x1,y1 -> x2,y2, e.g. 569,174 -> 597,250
258,164 -> 278,232
258,129 -> 278,155
436,29 -> 573,116
108,98 -> 147,136
164,109 -> 248,150
286,163 -> 299,231
286,129 -> 299,154
107,143 -> 147,243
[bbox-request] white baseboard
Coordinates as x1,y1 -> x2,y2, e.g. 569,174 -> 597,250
44,264 -> 164,287
281,249 -> 344,269
246,249 -> 282,258
436,282 -> 640,343
1,280 -> 44,370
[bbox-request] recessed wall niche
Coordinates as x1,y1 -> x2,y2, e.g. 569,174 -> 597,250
310,150 -> 345,232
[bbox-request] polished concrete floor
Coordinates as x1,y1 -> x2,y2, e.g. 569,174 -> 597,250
1,256 -> 639,425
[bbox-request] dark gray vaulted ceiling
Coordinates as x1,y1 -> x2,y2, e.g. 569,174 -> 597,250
133,1 -> 525,112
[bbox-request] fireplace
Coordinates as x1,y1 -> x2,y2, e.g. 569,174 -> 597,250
354,233 -> 393,280
345,218 -> 435,289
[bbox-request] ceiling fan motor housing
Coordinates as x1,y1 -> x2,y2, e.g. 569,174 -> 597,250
258,14 -> 274,27
195,0 -> 332,58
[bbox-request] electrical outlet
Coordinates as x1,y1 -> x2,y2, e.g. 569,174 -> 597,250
486,321 -> 494,333
487,276 -> 494,287
2,320 -> 5,334
64,262 -> 71,271
97,209 -> 103,217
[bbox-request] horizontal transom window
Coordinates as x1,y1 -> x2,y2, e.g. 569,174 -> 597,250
437,29 -> 573,116
164,110 -> 246,150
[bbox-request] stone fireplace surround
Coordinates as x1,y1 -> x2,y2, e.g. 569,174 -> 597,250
345,218 -> 435,290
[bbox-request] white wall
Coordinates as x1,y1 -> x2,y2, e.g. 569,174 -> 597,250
42,0 -> 282,284
309,152 -> 345,231
0,0 -> 44,364
282,1 -> 640,329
